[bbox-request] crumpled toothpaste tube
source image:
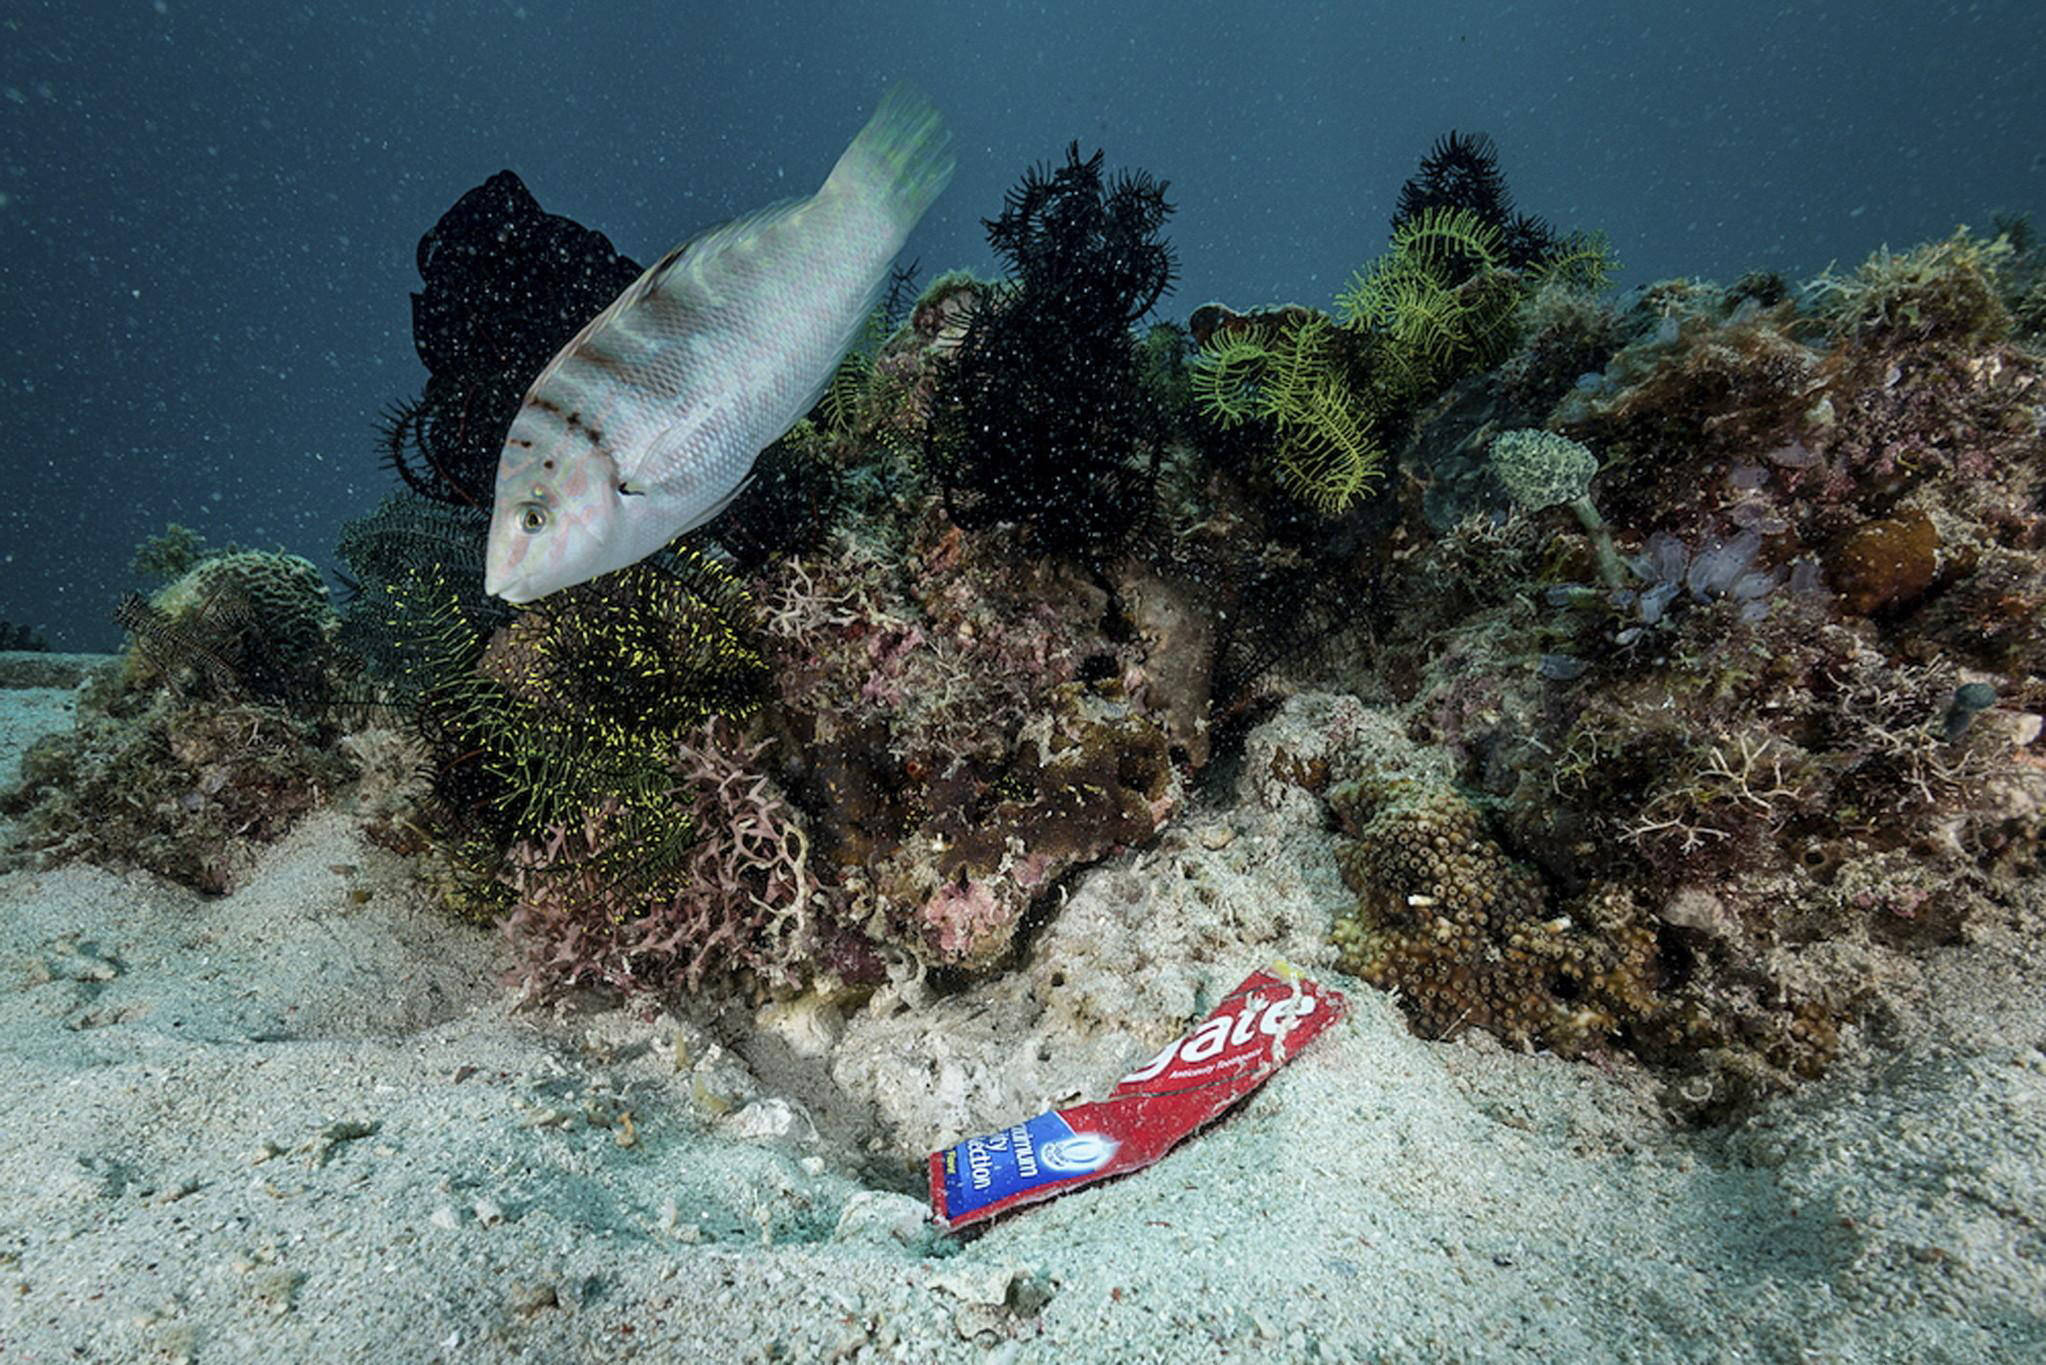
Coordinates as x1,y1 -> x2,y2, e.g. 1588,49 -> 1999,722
928,961 -> 1347,1229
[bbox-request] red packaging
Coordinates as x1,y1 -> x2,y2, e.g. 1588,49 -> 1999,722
928,961 -> 1346,1229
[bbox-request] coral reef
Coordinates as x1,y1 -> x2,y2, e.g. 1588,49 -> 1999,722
2,690 -> 355,894
1356,225 -> 2046,1113
117,550 -> 341,703
502,720 -> 870,1001
12,122 -> 2009,1154
755,503 -> 1194,973
2,542 -> 363,893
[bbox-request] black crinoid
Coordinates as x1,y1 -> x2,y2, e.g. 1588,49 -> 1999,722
1393,130 -> 1561,274
343,172 -> 643,682
927,143 -> 1177,557
383,170 -> 644,510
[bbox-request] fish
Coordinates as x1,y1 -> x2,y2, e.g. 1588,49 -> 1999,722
483,86 -> 954,603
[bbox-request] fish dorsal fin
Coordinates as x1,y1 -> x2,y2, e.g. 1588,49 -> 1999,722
522,197 -> 815,403
633,196 -> 814,312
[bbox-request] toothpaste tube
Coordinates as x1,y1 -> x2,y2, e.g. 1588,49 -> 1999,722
928,961 -> 1346,1229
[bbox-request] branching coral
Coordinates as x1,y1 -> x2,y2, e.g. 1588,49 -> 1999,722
1617,728 -> 1817,858
1812,653 -> 2006,829
502,721 -> 856,1000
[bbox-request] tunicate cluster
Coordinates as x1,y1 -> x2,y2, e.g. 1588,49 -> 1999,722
1546,527 -> 1822,652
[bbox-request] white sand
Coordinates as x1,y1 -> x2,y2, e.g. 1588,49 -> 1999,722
1,677 -> 2041,1361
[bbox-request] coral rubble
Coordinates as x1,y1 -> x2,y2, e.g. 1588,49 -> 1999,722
5,548 -> 355,893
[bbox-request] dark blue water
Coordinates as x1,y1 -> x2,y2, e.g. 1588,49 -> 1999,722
2,0 -> 2040,648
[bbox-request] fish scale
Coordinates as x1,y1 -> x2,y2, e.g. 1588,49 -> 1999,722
484,86 -> 954,603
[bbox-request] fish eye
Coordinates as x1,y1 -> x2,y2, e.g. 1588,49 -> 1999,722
518,502 -> 549,533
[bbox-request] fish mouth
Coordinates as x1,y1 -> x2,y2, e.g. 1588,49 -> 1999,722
483,563 -> 530,604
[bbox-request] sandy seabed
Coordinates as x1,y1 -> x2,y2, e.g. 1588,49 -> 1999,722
0,668 -> 2041,1363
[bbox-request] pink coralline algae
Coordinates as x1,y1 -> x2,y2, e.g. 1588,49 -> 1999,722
921,877 -> 1008,961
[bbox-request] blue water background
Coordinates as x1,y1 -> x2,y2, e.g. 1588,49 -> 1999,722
1,0 -> 2041,648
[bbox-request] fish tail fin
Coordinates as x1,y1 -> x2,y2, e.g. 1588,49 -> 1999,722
825,84 -> 955,235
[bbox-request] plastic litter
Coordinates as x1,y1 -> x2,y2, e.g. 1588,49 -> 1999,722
928,961 -> 1346,1229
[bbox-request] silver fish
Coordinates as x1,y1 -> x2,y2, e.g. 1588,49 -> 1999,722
483,87 -> 954,603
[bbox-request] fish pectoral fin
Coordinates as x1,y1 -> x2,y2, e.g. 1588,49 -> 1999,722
692,471 -> 755,529
663,470 -> 755,540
